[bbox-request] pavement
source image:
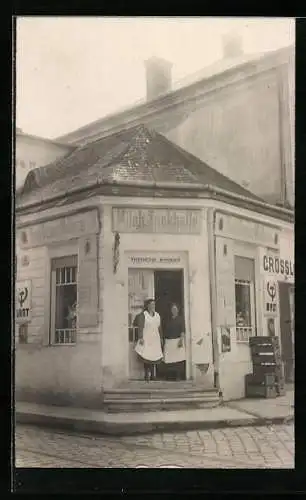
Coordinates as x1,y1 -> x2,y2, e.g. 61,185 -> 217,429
15,389 -> 294,435
14,422 -> 294,469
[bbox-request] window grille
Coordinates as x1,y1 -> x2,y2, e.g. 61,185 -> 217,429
50,256 -> 78,345
234,257 -> 256,343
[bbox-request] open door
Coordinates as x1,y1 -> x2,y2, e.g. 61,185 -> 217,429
154,270 -> 186,380
128,269 -> 154,379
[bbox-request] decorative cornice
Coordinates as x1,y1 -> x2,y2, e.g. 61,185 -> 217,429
16,180 -> 294,224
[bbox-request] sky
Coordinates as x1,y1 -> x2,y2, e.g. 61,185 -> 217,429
15,17 -> 294,140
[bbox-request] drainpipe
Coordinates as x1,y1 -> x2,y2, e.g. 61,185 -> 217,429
207,208 -> 221,396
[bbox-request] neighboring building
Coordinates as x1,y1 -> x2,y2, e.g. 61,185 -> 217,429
15,129 -> 73,191
15,125 -> 294,410
56,37 -> 295,208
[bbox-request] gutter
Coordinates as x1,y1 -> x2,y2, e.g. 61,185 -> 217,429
207,208 -> 221,395
16,179 -> 294,222
107,179 -> 294,219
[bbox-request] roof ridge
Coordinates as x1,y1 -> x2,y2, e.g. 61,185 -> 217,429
22,125 -> 146,193
55,45 -> 293,144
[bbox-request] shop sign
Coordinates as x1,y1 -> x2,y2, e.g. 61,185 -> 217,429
262,254 -> 294,277
215,213 -> 279,249
112,208 -> 201,234
128,253 -> 182,267
16,280 -> 32,323
266,317 -> 276,336
18,210 -> 99,249
264,279 -> 278,316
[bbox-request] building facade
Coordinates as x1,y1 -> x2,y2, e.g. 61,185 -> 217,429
15,130 -> 72,191
57,44 -> 295,208
15,126 -> 294,409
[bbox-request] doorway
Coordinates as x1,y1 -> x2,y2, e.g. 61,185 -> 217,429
279,282 -> 294,383
128,268 -> 186,381
155,270 -> 186,381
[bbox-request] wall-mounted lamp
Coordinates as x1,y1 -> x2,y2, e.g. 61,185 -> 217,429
113,232 -> 120,274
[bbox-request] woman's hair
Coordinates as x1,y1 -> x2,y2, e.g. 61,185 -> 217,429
144,298 -> 155,310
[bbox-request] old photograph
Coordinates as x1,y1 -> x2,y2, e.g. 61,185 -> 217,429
14,17 -> 294,471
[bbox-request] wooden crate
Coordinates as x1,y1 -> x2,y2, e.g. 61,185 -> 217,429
276,385 -> 286,396
250,343 -> 281,356
245,383 -> 277,398
253,363 -> 279,375
252,353 -> 282,366
249,336 -> 279,347
245,372 -> 276,386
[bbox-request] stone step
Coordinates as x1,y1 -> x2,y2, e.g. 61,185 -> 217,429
104,397 -> 221,413
103,387 -> 221,413
104,391 -> 219,400
112,386 -> 216,394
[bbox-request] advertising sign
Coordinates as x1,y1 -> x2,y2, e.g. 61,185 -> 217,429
16,280 -> 32,323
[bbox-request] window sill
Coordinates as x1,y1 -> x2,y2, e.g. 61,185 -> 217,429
48,342 -> 76,347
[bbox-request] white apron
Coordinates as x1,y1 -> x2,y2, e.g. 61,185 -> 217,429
135,311 -> 163,363
164,338 -> 186,364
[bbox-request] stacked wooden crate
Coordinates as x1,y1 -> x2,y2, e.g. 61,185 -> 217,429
245,336 -> 286,398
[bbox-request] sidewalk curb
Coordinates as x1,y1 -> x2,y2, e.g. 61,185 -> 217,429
15,409 -> 294,436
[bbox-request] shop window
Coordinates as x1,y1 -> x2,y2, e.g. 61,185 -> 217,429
234,256 -> 256,342
18,323 -> 28,344
50,255 -> 78,345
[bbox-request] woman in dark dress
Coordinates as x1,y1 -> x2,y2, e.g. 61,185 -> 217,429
163,303 -> 186,381
134,299 -> 163,382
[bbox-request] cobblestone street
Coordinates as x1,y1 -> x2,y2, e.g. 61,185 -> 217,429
15,423 -> 294,469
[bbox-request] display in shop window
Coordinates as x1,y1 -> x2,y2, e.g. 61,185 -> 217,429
234,266 -> 256,342
18,324 -> 28,344
55,274 -> 77,330
221,327 -> 231,352
52,259 -> 78,344
235,285 -> 251,327
66,301 -> 78,330
267,317 -> 276,336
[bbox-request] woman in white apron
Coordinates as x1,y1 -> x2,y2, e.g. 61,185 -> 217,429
135,299 -> 163,382
164,303 -> 186,381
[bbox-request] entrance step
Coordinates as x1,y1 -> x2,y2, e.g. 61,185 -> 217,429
103,382 -> 220,413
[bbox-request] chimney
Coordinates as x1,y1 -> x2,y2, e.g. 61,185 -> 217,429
144,56 -> 172,101
222,32 -> 243,59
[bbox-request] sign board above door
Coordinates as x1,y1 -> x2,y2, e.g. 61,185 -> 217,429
18,209 -> 99,249
112,208 -> 202,234
127,252 -> 185,268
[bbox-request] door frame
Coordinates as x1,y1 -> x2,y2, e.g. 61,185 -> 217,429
154,268 -> 187,381
278,280 -> 294,383
125,251 -> 191,380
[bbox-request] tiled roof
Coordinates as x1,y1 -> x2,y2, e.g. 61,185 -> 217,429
18,124 -> 263,207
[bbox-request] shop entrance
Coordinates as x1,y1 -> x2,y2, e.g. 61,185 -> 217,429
155,270 -> 185,381
279,282 -> 294,383
128,268 -> 186,381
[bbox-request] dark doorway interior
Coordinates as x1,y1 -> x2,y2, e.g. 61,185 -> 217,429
279,282 -> 294,383
154,270 -> 186,381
